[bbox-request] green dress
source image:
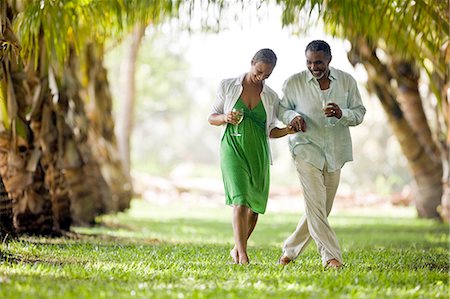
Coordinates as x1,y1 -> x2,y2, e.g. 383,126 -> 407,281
220,98 -> 270,214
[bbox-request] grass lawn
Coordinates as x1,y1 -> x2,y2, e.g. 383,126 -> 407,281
0,199 -> 448,299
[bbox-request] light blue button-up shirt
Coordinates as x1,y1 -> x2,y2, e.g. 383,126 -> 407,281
278,67 -> 366,172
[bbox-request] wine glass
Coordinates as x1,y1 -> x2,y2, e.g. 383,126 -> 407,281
230,108 -> 244,136
321,95 -> 335,127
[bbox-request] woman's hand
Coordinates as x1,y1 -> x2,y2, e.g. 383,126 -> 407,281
209,113 -> 233,126
286,125 -> 297,135
269,125 -> 298,138
224,110 -> 242,125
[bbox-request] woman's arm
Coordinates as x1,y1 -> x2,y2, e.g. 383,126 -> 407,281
208,113 -> 227,126
208,79 -> 228,126
269,126 -> 297,138
209,112 -> 240,126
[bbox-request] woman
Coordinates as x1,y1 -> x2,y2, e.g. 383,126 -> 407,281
208,49 -> 294,264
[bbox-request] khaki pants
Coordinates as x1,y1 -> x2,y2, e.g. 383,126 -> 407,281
282,157 -> 343,266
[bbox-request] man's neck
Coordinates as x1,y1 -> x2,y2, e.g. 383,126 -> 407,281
317,70 -> 330,90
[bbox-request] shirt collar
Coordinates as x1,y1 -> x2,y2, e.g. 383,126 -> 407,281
235,73 -> 268,93
235,73 -> 246,85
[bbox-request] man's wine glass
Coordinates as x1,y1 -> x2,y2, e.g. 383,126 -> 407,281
322,94 -> 335,127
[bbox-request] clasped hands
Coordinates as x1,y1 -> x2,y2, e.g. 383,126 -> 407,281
289,115 -> 307,132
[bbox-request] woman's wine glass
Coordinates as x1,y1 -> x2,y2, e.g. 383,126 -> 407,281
230,108 -> 244,136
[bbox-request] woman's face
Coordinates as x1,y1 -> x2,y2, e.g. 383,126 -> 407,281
306,50 -> 331,80
249,61 -> 274,83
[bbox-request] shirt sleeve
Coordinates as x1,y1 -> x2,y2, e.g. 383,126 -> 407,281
209,79 -> 227,117
337,76 -> 366,127
268,93 -> 281,133
278,78 -> 301,125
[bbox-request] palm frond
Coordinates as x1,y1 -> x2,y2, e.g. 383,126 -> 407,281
13,0 -> 186,67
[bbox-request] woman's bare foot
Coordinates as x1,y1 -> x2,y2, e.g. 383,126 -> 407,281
230,248 -> 239,264
239,253 -> 249,265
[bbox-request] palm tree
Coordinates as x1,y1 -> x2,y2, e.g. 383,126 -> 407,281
276,0 -> 449,220
0,0 -> 54,234
1,1 -> 121,232
116,24 -> 146,179
1,0 -> 190,233
84,42 -> 133,212
0,175 -> 14,237
347,36 -> 443,218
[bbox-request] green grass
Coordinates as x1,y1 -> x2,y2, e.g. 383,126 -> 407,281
1,199 -> 448,299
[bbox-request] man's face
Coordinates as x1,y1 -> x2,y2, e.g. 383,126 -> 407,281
306,50 -> 331,80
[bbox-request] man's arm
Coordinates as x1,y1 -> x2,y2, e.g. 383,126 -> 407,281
337,76 -> 366,127
278,79 -> 306,132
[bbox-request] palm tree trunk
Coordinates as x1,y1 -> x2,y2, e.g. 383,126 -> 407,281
62,47 -> 110,224
349,36 -> 443,219
0,174 -> 14,237
392,61 -> 441,159
391,60 -> 444,219
85,43 -> 133,212
0,3 -> 54,234
117,24 -> 146,176
435,58 -> 450,222
12,165 -> 54,234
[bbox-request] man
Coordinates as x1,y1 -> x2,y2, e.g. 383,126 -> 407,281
278,40 -> 366,268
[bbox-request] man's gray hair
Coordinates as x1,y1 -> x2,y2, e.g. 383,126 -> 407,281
252,48 -> 277,66
305,40 -> 332,59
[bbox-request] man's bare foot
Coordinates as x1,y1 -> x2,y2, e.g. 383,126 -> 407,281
230,248 -> 239,264
326,258 -> 343,269
278,255 -> 292,265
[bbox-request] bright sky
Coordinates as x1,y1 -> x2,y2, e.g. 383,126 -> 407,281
178,4 -> 366,96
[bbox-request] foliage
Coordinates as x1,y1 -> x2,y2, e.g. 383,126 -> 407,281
276,0 -> 448,116
13,0 -> 182,66
0,200 -> 448,298
278,0 -> 448,69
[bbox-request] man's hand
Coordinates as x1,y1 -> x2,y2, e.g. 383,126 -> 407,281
290,116 -> 307,132
323,102 -> 342,119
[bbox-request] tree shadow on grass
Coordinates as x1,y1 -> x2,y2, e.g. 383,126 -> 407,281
2,212 -> 447,276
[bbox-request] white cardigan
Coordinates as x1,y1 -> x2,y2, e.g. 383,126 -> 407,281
209,74 -> 280,164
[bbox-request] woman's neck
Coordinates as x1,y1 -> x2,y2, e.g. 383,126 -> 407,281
244,72 -> 262,88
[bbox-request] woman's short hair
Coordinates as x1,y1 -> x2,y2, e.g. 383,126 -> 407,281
305,40 -> 332,59
252,48 -> 277,66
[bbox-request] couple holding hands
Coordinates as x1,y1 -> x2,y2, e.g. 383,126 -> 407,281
208,40 -> 366,268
